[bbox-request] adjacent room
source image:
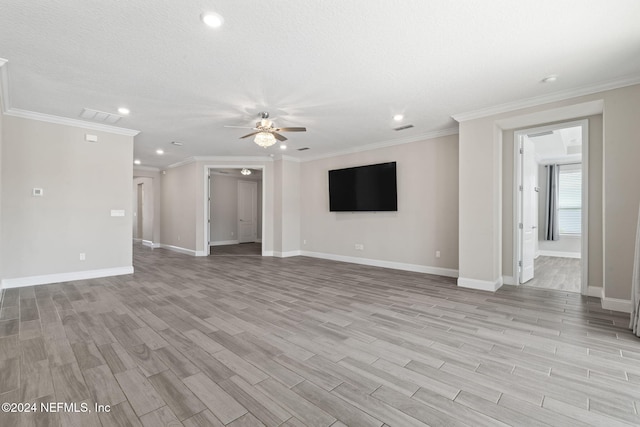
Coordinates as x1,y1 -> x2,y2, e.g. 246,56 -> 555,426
1,2 -> 640,426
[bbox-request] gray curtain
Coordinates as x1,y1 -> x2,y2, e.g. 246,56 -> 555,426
544,164 -> 560,241
630,202 -> 640,338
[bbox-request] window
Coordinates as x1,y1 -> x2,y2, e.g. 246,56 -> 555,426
558,165 -> 581,234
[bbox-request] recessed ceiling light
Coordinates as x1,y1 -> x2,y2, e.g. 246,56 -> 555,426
156,149 -> 164,155
117,107 -> 130,115
541,75 -> 558,83
133,159 -> 141,165
201,12 -> 224,28
393,114 -> 404,121
280,143 -> 287,150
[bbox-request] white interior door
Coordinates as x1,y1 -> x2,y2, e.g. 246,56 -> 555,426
237,180 -> 257,243
520,137 -> 537,283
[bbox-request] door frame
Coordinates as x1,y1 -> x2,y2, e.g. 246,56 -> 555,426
513,119 -> 589,294
204,165 -> 267,256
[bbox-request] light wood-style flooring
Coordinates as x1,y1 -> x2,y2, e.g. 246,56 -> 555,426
210,243 -> 262,257
524,256 -> 581,293
0,244 -> 638,426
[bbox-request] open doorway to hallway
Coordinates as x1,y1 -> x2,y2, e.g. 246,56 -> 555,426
208,168 -> 264,256
515,119 -> 587,293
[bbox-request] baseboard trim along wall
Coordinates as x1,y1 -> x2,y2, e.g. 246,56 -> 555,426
537,250 -> 581,259
142,240 -> 161,248
502,276 -> 515,286
600,288 -> 632,313
160,244 -> 207,257
210,240 -> 240,246
587,286 -> 603,298
458,276 -> 504,292
300,251 -> 458,278
274,251 -> 302,258
1,266 -> 134,289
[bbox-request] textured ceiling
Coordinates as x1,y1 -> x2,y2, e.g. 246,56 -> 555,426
1,0 -> 639,168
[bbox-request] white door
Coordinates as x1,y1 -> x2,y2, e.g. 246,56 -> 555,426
237,180 -> 257,243
520,137 -> 537,283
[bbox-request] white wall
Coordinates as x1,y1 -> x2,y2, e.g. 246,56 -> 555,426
1,115 -> 133,284
133,177 -> 154,241
300,134 -> 459,274
210,173 -> 262,244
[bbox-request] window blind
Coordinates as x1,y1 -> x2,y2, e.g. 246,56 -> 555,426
558,167 -> 581,234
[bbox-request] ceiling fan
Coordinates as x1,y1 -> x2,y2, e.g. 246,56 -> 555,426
225,112 -> 306,148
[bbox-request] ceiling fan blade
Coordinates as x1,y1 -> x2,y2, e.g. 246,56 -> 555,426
224,125 -> 256,129
240,131 -> 260,139
273,132 -> 288,142
275,127 -> 306,132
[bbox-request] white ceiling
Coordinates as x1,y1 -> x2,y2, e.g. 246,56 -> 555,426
529,125 -> 582,163
1,1 -> 639,168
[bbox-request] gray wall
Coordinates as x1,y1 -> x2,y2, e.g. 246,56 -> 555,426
1,115 -> 133,279
161,162 -> 198,249
133,176 -> 154,242
210,173 -> 262,244
300,134 -> 459,270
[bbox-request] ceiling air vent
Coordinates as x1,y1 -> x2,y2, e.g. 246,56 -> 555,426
79,108 -> 122,124
297,147 -> 310,151
393,124 -> 414,131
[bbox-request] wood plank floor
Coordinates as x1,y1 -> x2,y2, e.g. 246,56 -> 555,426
0,244 -> 638,426
524,256 -> 581,293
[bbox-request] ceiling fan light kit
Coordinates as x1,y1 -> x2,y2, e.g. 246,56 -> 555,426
226,112 -> 307,148
254,132 -> 277,148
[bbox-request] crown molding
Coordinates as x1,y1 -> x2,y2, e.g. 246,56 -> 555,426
133,166 -> 161,172
452,74 -> 640,122
5,108 -> 140,136
274,155 -> 302,163
167,155 -> 273,169
300,127 -> 459,163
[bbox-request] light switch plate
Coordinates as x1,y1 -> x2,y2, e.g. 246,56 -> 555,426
32,188 -> 43,197
110,209 -> 125,217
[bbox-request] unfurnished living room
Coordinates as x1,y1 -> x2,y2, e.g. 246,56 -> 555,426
1,2 -> 640,426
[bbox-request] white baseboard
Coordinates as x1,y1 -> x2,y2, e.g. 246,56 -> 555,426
458,276 -> 504,292
587,286 -> 603,298
1,266 -> 134,289
538,250 -> 581,259
299,251 -> 458,278
600,288 -> 632,313
262,250 -> 274,256
210,240 -> 239,246
502,275 -> 515,285
142,240 -> 161,248
273,250 -> 302,258
160,244 -> 208,256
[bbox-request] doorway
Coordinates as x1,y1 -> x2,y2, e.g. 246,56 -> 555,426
207,167 -> 264,255
514,119 -> 588,294
136,183 -> 144,240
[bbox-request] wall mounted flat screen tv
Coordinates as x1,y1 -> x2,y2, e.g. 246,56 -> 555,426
329,162 -> 397,212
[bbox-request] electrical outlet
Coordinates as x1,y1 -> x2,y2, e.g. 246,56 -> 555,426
79,253 -> 86,261
355,244 -> 364,251
303,239 -> 307,245
435,250 -> 441,258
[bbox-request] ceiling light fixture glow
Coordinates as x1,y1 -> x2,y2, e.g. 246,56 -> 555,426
134,159 -> 141,165
201,12 -> 224,28
541,75 -> 558,83
156,149 -> 164,155
117,107 -> 130,115
241,168 -> 251,176
280,143 -> 287,150
254,132 -> 277,148
393,114 -> 404,121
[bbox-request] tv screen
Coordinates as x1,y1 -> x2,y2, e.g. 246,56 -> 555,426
328,162 -> 397,212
